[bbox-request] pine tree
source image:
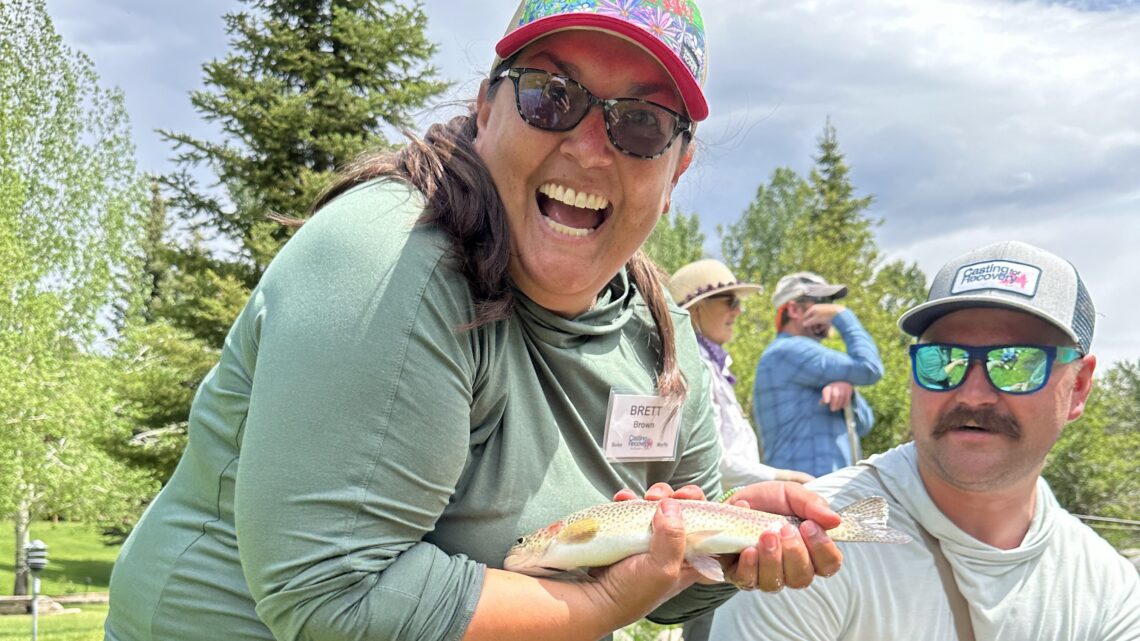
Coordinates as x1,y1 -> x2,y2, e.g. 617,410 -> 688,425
161,0 -> 449,288
720,167 -> 813,286
719,120 -> 926,450
106,181 -> 217,494
112,2 -> 450,492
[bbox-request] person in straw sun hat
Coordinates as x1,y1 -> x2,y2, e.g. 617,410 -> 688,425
670,258 -> 814,641
669,259 -> 814,486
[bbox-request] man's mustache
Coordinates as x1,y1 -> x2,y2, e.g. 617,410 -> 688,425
933,405 -> 1021,439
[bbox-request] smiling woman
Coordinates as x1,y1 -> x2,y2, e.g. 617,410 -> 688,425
102,2 -> 845,641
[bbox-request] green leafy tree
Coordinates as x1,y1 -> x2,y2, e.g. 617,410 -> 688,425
0,0 -> 155,593
721,167 -> 813,284
643,207 -> 706,275
1045,360 -> 1140,549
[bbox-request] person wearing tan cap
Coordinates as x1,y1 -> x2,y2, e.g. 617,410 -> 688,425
104,2 -> 844,640
753,271 -> 884,478
670,259 -> 815,488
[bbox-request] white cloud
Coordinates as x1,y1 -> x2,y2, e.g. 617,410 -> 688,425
887,202 -> 1140,367
45,0 -> 1140,368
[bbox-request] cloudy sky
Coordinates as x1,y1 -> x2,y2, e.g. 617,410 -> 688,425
46,0 -> 1140,369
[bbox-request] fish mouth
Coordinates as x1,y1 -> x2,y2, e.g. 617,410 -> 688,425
503,553 -> 562,577
536,182 -> 612,238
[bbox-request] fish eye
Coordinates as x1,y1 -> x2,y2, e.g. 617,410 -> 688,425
515,537 -> 524,545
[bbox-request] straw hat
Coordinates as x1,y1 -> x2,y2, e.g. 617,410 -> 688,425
668,259 -> 762,309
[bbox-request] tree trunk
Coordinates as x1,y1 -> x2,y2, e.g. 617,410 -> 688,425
13,500 -> 30,596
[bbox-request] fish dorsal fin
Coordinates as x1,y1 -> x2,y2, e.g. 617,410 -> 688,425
558,518 -> 599,544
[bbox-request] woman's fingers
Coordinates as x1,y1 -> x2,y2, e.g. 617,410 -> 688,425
614,483 -> 707,502
612,488 -> 639,502
643,482 -> 676,501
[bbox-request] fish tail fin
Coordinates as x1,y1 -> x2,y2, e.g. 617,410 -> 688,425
830,496 -> 912,544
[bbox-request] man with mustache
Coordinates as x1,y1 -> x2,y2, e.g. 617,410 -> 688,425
710,241 -> 1140,640
753,272 -> 884,477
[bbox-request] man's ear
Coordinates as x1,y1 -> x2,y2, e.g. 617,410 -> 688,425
1066,354 -> 1097,421
785,301 -> 805,320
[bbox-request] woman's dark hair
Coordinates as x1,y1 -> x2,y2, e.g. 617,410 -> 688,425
306,81 -> 686,400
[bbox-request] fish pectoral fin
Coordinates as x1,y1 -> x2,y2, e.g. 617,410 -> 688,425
685,531 -> 727,582
685,529 -> 721,548
555,567 -> 598,582
686,554 -> 725,583
557,518 -> 599,545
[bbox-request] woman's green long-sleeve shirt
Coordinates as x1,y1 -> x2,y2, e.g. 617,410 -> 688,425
105,180 -> 732,641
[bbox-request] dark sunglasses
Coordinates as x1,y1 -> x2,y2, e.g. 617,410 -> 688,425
496,67 -> 692,159
708,294 -> 742,311
910,343 -> 1082,395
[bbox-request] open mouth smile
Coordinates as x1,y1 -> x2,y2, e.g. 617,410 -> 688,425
536,182 -> 612,238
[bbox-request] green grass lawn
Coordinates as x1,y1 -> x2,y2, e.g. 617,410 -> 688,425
0,603 -> 108,641
0,521 -> 120,597
0,521 -> 118,640
0,522 -> 679,640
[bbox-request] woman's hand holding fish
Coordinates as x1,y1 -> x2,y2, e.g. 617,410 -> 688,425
588,486 -> 710,629
722,482 -> 843,592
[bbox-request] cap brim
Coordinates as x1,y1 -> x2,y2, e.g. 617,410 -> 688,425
805,284 -> 847,300
680,283 -> 762,309
495,15 -> 708,121
898,296 -> 1083,348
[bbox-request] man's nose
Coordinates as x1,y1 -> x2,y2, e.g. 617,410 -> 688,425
955,358 -> 1000,405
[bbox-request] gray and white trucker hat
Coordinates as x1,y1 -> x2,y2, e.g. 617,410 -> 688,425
771,272 -> 848,308
898,240 -> 1095,353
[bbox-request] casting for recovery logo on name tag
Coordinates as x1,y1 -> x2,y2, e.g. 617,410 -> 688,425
603,390 -> 681,462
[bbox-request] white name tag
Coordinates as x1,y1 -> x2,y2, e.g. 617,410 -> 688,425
950,260 -> 1041,297
603,390 -> 681,462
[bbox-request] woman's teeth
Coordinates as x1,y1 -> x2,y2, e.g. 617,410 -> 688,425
538,183 -> 610,211
545,219 -> 591,237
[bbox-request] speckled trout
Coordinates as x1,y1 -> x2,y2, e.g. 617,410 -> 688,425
504,496 -> 910,581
